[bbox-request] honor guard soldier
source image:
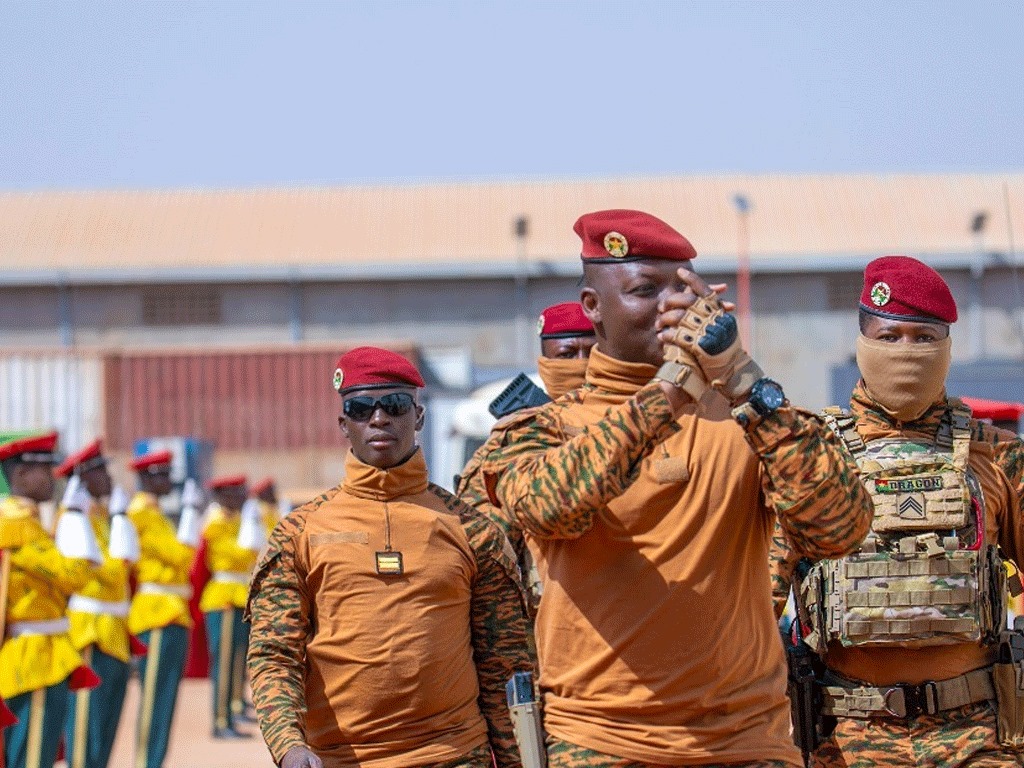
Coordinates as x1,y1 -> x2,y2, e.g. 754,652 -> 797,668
457,301 -> 596,617
773,256 -> 1024,766
126,450 -> 195,768
247,347 -> 534,768
199,474 -> 259,739
480,210 -> 875,767
55,439 -> 141,768
0,432 -> 102,768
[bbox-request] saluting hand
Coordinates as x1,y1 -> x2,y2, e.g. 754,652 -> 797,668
281,745 -> 323,768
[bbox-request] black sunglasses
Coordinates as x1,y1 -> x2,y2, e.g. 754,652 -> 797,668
343,392 -> 416,421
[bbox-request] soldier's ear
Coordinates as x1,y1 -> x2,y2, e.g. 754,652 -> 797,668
580,287 -> 600,325
338,414 -> 349,439
414,406 -> 425,431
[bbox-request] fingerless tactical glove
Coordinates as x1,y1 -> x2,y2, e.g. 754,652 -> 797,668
663,292 -> 763,404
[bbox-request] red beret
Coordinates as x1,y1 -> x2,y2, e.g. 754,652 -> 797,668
537,302 -> 595,339
129,450 -> 172,473
574,209 -> 697,264
250,477 -> 274,495
334,346 -> 425,394
54,438 -> 105,478
0,431 -> 58,464
207,474 -> 247,490
860,255 -> 957,324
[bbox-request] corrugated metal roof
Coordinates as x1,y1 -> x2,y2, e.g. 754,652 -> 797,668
0,173 -> 1021,276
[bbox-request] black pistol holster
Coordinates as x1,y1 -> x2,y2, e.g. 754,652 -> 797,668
784,623 -> 832,767
995,622 -> 1024,747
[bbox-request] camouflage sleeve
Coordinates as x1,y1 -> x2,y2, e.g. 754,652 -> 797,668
745,407 -> 873,561
452,493 -> 533,768
484,382 -> 678,540
767,516 -> 800,620
458,432 -> 528,562
981,424 -> 1024,520
972,422 -> 1024,565
246,512 -> 311,764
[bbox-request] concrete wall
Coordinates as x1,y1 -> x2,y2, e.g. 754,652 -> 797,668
1,266 -> 1022,412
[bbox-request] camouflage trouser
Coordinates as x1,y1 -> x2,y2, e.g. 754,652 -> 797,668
812,701 -> 1024,767
430,743 -> 494,768
547,735 -> 792,767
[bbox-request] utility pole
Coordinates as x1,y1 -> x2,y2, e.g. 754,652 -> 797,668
733,194 -> 752,354
514,216 -> 530,365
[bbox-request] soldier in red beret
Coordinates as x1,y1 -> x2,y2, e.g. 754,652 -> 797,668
0,432 -> 100,768
535,301 -> 597,399
247,346 -> 533,768
457,301 -> 596,620
480,209 -> 874,767
125,449 -> 195,768
773,255 -> 1024,766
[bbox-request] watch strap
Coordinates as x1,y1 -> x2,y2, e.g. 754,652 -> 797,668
731,401 -> 763,430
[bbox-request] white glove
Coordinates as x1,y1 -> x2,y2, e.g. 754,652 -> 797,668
107,486 -> 140,562
55,477 -> 103,564
237,498 -> 268,553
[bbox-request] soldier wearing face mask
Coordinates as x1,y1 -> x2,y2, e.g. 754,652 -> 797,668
773,256 -> 1024,766
456,302 -> 596,618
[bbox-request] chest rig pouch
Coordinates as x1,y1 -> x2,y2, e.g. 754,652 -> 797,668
798,400 -> 1007,653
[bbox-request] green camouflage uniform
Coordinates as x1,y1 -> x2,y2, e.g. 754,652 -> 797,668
457,406 -> 547,617
546,736 -> 793,768
771,383 -> 1024,767
482,364 -> 872,767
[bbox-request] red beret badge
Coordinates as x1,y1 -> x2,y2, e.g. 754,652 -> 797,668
869,281 -> 891,307
603,231 -> 629,258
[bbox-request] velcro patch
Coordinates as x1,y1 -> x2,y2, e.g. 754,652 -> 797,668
876,476 -> 944,494
309,531 -> 369,546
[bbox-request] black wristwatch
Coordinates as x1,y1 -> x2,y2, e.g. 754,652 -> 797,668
731,377 -> 786,429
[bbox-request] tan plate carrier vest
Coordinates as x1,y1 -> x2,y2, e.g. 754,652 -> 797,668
798,400 -> 1007,654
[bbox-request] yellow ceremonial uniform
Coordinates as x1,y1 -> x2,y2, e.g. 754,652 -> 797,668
0,497 -> 91,700
63,503 -> 132,663
200,504 -> 257,734
60,501 -> 133,768
259,501 -> 279,540
128,492 -> 194,635
1,496 -> 92,768
127,491 -> 195,768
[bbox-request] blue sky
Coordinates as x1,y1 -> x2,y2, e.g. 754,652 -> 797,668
1,1 -> 1021,189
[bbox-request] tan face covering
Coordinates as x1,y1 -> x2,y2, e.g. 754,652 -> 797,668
537,356 -> 589,400
855,334 -> 951,422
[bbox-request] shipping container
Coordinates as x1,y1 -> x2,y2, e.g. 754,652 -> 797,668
103,344 -> 418,452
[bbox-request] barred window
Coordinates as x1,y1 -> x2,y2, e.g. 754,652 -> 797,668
141,286 -> 222,326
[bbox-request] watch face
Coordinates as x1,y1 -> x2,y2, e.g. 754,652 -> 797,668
753,379 -> 785,414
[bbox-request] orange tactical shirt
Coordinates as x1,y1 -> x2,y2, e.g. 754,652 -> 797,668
246,448 -> 532,768
483,347 -> 873,766
772,382 -> 1024,686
